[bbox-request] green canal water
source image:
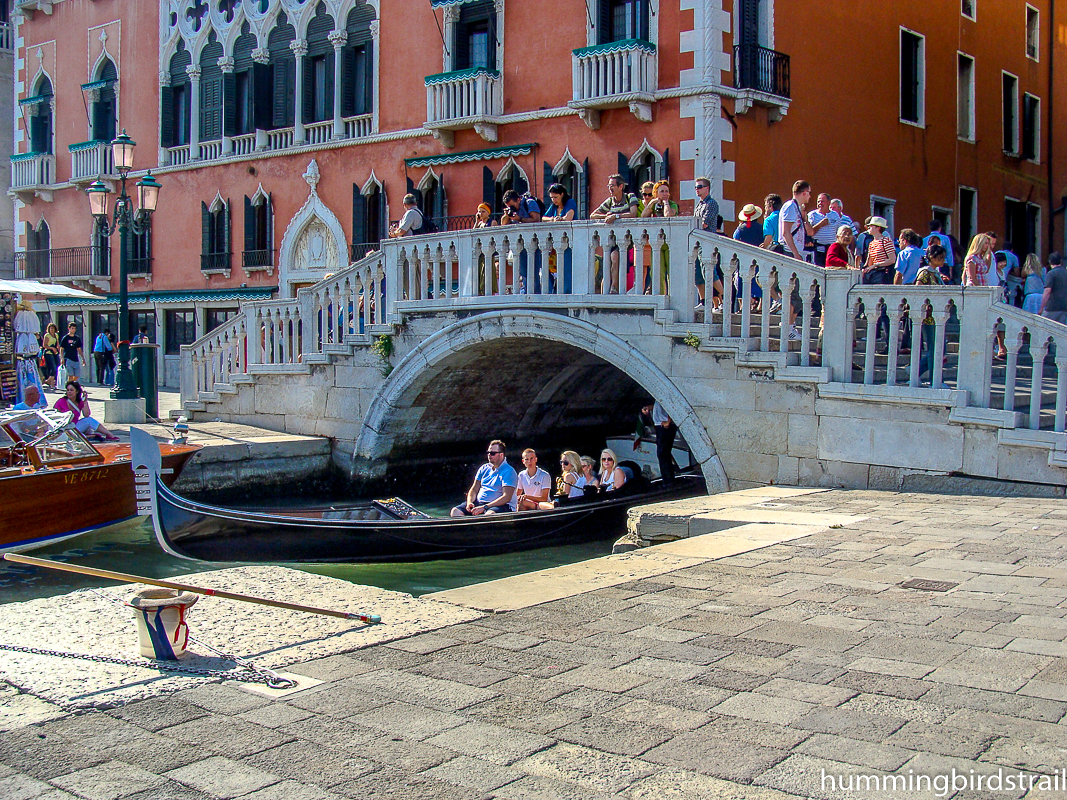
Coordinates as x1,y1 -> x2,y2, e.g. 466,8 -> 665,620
0,503 -> 621,605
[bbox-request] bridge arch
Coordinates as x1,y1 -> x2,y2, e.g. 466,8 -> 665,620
352,310 -> 728,493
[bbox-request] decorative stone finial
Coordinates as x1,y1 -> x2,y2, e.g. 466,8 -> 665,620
303,159 -> 320,193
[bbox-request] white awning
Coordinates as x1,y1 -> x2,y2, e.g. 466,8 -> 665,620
0,280 -> 101,299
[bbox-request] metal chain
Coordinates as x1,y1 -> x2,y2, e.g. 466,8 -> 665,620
85,588 -> 298,690
0,642 -> 296,689
0,587 -> 296,689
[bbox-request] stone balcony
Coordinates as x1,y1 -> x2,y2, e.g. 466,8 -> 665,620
10,152 -> 55,202
68,140 -> 117,185
423,68 -> 503,147
569,39 -> 657,129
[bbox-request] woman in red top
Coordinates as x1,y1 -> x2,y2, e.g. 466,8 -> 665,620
825,225 -> 860,269
53,379 -> 119,440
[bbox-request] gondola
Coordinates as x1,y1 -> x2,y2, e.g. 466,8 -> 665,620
130,428 -> 706,564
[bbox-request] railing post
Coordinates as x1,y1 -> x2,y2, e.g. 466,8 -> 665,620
179,345 -> 194,406
956,287 -> 996,406
822,271 -> 856,381
297,288 -> 317,359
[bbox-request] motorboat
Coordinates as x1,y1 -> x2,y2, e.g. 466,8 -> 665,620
0,409 -> 200,552
130,428 -> 706,564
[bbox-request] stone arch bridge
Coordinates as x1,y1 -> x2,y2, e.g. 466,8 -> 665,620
180,218 -> 1067,494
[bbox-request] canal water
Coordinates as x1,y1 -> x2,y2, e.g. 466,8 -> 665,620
0,496 -> 622,605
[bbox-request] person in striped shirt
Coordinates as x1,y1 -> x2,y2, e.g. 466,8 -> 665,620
591,174 -> 639,293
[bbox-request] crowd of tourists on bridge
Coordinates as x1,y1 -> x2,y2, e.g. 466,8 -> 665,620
386,173 -> 1067,343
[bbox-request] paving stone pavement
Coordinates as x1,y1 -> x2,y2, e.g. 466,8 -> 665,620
3,489 -> 1067,799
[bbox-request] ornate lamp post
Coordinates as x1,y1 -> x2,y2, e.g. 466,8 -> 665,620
86,130 -> 161,400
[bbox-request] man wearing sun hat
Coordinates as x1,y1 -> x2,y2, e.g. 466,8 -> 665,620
733,203 -> 765,247
733,204 -> 765,309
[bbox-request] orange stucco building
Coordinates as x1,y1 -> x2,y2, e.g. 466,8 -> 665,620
11,0 -> 1065,385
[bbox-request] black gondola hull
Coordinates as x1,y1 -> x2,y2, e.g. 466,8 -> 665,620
153,474 -> 706,563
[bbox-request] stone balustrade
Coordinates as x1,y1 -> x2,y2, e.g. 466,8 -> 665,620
10,152 -> 54,190
424,68 -> 502,129
570,39 -> 657,122
68,140 -> 115,183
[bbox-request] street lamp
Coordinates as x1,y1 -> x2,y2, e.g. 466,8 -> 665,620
86,129 -> 161,400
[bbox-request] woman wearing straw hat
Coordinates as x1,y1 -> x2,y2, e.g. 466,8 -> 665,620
733,204 -> 765,311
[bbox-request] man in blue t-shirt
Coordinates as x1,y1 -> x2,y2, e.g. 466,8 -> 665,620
451,439 -> 518,516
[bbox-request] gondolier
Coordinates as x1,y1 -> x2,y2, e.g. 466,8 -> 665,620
451,440 -> 517,516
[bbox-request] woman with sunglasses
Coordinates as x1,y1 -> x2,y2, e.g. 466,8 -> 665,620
598,448 -> 627,493
640,180 -> 678,218
538,450 -> 586,509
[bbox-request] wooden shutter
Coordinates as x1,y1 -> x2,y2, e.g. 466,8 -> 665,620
578,158 -> 590,219
739,0 -> 760,44
223,200 -> 231,264
201,201 -> 211,256
302,56 -> 316,123
341,47 -> 356,117
252,63 -> 272,130
201,76 -> 223,141
655,148 -> 670,182
244,196 -> 255,254
598,0 -> 613,44
359,41 -> 373,116
617,152 -> 633,193
266,193 -> 274,254
222,72 -> 236,137
160,84 -> 175,147
543,161 -> 554,206
434,178 -> 446,225
453,18 -> 470,70
325,51 -> 336,122
272,60 -> 292,128
352,184 -> 367,247
483,166 -> 495,208
378,187 -> 388,239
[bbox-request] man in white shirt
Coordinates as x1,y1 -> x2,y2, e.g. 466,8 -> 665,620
515,448 -> 552,511
779,180 -> 813,261
389,194 -> 423,238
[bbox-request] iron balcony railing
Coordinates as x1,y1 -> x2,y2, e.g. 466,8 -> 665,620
243,249 -> 274,269
14,245 -> 110,280
201,252 -> 231,272
128,257 -> 152,275
733,43 -> 790,99
351,242 -> 380,261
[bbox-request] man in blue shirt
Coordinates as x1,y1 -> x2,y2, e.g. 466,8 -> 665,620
894,229 -> 925,284
451,439 -> 518,516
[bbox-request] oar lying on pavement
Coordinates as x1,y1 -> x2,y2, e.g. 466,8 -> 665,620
3,553 -> 382,624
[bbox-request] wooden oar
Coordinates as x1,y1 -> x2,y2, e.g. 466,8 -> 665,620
3,554 -> 382,624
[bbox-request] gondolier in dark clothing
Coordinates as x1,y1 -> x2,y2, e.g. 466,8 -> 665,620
653,402 -> 678,484
451,439 -> 518,516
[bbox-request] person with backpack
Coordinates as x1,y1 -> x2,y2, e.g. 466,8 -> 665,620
389,194 -> 424,238
500,189 -> 542,225
93,327 -> 115,385
501,189 -> 543,293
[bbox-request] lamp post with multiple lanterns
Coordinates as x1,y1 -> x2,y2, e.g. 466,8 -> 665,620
86,130 -> 161,401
